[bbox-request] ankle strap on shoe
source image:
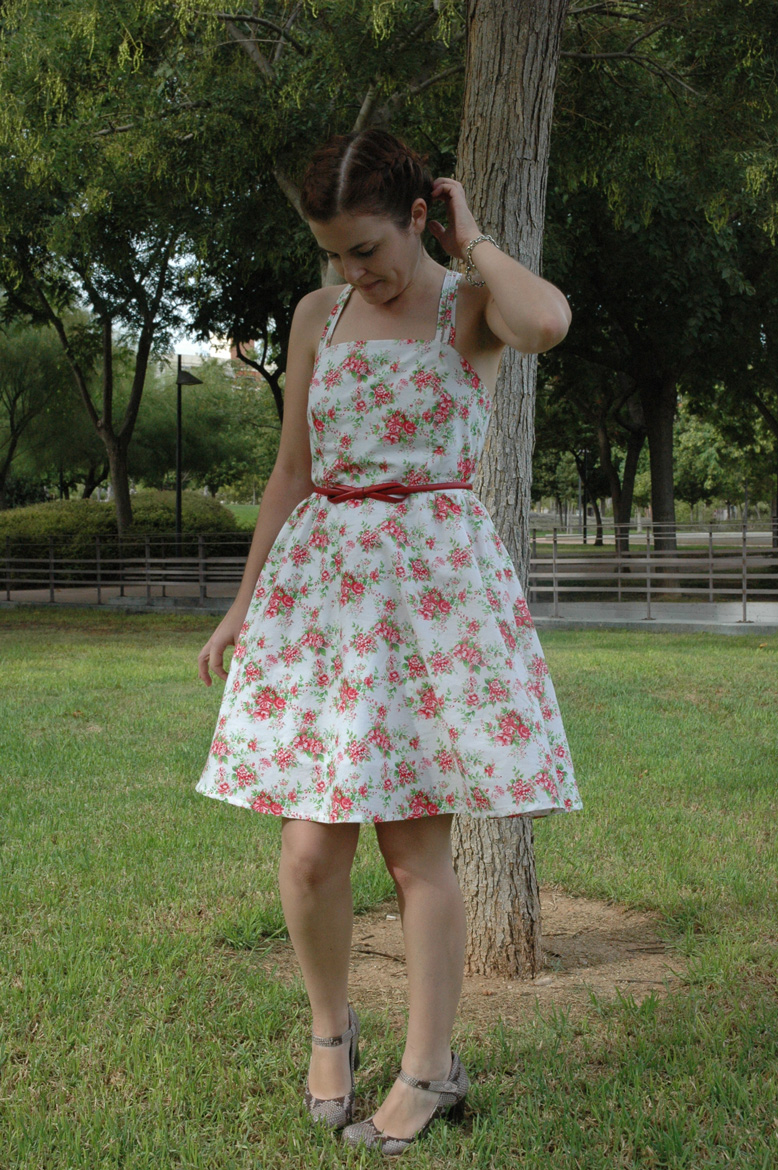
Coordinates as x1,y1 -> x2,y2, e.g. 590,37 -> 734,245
311,1007 -> 356,1048
311,1025 -> 354,1048
398,1058 -> 457,1094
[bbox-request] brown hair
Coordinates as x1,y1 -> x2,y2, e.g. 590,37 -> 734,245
300,128 -> 434,228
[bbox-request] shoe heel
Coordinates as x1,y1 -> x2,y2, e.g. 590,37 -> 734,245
447,1097 -> 467,1124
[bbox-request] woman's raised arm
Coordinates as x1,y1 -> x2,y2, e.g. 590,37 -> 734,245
426,177 -> 571,355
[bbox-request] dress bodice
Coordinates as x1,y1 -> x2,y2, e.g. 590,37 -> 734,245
307,269 -> 492,488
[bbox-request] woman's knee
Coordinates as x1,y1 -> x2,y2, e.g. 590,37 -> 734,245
279,820 -> 358,890
377,818 -> 455,892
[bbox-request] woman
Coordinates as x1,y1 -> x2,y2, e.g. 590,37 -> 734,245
195,128 -> 583,1155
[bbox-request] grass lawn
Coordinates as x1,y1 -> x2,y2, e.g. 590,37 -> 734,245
225,504 -> 260,530
1,607 -> 776,1168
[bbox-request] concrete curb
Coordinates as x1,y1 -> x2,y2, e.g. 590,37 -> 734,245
533,618 -> 778,636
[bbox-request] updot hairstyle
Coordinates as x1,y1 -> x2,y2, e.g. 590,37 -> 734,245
300,128 -> 434,229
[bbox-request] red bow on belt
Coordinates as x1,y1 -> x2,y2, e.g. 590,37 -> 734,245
313,480 -> 473,504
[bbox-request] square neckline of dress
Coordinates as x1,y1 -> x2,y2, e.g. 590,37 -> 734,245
324,267 -> 455,349
316,269 -> 488,394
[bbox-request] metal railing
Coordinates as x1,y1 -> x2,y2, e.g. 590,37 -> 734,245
3,523 -> 778,619
2,532 -> 252,604
528,523 -> 778,622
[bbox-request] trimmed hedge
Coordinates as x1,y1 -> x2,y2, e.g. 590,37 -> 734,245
0,491 -> 249,585
0,490 -> 238,540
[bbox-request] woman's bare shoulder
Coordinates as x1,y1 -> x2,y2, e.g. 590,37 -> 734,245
294,284 -> 347,338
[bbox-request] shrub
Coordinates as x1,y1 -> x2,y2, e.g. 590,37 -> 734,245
0,491 -> 249,585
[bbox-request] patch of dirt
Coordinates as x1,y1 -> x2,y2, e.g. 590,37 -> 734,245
259,887 -> 688,1029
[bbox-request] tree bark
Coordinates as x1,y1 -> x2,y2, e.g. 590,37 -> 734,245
81,460 -> 109,499
592,496 -> 603,546
451,0 -> 570,979
104,435 -> 133,534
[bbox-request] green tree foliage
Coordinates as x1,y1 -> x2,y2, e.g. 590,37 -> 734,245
181,1 -> 465,393
130,357 -> 281,499
0,1 -> 463,528
542,0 -> 778,548
0,1 -> 258,529
0,321 -> 68,508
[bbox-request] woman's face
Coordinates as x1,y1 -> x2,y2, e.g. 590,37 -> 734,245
308,201 -> 426,304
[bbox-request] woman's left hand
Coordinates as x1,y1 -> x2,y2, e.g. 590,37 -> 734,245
426,177 -> 482,261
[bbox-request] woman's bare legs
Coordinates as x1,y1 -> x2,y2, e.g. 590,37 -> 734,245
278,817 -> 361,1099
370,813 -> 467,1139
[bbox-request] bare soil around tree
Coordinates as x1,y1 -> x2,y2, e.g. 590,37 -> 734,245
259,886 -> 687,1030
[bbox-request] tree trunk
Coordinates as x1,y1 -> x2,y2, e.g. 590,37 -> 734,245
638,371 -> 678,552
593,496 -> 603,546
617,424 -> 647,553
597,397 -> 646,556
0,436 -> 20,511
451,0 -> 570,979
81,460 -> 109,499
104,435 -> 133,534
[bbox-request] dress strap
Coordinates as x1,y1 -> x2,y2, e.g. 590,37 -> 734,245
436,268 -> 460,346
318,284 -> 354,352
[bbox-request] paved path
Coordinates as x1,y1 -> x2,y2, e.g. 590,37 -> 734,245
2,586 -> 778,633
531,600 -> 778,634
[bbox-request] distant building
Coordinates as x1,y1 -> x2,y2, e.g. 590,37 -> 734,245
154,338 -> 269,386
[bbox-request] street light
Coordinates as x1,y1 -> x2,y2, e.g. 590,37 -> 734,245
175,354 -> 203,549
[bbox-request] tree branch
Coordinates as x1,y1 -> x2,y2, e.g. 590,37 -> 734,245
390,11 -> 441,59
375,63 -> 464,123
273,2 -> 304,65
236,340 -> 284,422
212,12 -> 309,55
561,48 -> 700,96
223,18 -> 274,81
568,2 -> 652,20
351,11 -> 448,134
743,386 -> 778,437
352,83 -> 381,134
118,234 -> 177,445
273,164 -> 304,220
93,100 -> 211,138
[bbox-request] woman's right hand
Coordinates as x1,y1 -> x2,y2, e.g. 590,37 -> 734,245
197,607 -> 247,686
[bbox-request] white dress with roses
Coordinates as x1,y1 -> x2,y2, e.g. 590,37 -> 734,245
195,269 -> 583,823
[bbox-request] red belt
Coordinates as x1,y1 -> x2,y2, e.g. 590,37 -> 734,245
313,480 -> 473,504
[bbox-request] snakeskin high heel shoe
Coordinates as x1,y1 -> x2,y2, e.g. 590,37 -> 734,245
340,1049 -> 468,1156
303,1004 -> 361,1130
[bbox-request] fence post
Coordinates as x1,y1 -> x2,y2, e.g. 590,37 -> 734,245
119,535 -> 125,597
95,535 -> 102,605
644,530 -> 653,621
49,536 -> 55,604
145,535 -> 151,604
199,534 -> 206,602
708,526 -> 714,603
740,521 -> 749,624
530,527 -> 536,604
161,536 -> 166,599
5,536 -> 10,602
552,528 -> 560,618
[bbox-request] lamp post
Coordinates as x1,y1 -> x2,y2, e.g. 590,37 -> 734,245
175,354 -> 203,550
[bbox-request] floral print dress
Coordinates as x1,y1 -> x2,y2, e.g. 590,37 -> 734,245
196,269 -> 583,823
